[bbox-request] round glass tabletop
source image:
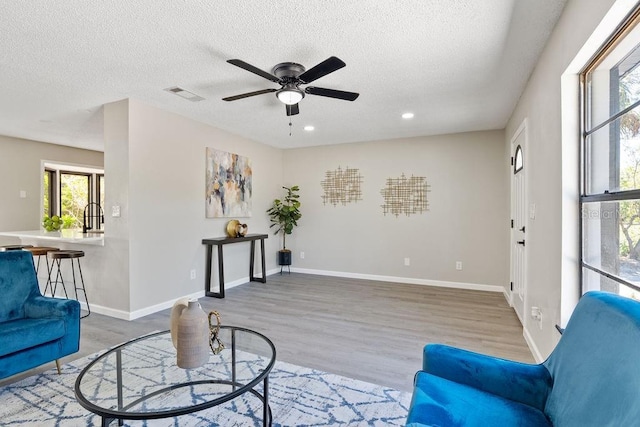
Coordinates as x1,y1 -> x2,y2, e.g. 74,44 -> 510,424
74,326 -> 276,425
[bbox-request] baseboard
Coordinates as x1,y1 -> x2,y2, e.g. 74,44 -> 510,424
523,326 -> 545,363
288,267 -> 506,293
127,289 -> 205,320
125,270 -> 280,320
502,289 -> 511,305
83,302 -> 134,320
84,289 -> 205,320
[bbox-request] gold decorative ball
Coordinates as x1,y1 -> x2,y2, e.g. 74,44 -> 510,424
226,219 -> 240,238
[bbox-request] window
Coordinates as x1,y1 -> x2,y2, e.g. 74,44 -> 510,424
43,168 -> 55,217
581,8 -> 640,299
514,145 -> 524,174
60,172 -> 90,229
98,174 -> 105,211
43,163 -> 104,230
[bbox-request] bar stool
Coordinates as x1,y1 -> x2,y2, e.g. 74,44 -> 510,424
0,244 -> 33,251
23,246 -> 60,295
48,250 -> 91,318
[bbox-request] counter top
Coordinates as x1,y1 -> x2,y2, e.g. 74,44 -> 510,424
0,230 -> 104,246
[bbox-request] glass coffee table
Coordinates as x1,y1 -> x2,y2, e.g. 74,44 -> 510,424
74,326 -> 276,426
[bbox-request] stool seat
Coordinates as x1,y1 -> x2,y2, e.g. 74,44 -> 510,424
24,246 -> 60,256
49,250 -> 85,259
0,244 -> 34,251
48,250 -> 90,318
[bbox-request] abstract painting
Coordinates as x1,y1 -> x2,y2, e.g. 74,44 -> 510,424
380,174 -> 430,217
205,148 -> 252,218
320,166 -> 363,206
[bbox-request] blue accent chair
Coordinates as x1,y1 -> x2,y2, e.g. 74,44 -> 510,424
0,250 -> 80,379
406,291 -> 640,426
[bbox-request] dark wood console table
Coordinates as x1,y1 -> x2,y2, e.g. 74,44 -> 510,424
202,233 -> 268,298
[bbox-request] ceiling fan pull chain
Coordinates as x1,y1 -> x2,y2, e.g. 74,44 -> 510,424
289,118 -> 293,136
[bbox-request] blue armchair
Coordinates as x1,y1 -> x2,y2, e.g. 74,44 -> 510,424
406,291 -> 640,426
0,250 -> 80,379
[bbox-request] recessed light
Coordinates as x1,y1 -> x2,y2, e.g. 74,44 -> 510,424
402,112 -> 415,119
304,125 -> 315,131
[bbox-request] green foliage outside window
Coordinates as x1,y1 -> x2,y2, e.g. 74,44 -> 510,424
618,71 -> 640,260
60,173 -> 89,229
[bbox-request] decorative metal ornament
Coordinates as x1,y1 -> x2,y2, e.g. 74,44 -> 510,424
380,174 -> 430,217
320,166 -> 363,206
208,311 -> 224,355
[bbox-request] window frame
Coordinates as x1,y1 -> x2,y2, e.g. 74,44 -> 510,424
43,162 -> 104,230
580,7 -> 640,295
514,145 -> 524,174
43,168 -> 56,218
59,171 -> 92,228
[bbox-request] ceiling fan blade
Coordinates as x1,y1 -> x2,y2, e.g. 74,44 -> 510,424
227,59 -> 280,83
299,56 -> 346,83
305,86 -> 359,101
222,88 -> 277,101
286,103 -> 300,116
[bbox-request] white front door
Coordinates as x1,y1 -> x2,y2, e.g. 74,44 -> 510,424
510,121 -> 527,323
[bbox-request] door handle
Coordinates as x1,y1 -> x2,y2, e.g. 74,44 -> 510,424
519,226 -> 525,232
517,240 -> 525,246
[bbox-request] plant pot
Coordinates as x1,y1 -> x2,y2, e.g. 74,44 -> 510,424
278,250 -> 292,266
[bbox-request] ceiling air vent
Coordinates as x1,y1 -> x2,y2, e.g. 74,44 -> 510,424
164,86 -> 205,102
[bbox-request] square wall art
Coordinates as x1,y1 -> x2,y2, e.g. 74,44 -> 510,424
205,148 -> 252,218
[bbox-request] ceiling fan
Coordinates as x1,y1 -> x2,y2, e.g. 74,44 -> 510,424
222,56 -> 359,116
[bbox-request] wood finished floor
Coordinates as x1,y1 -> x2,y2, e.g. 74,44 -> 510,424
1,273 -> 534,392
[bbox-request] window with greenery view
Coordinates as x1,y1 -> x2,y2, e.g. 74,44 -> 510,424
42,164 -> 104,230
43,169 -> 54,217
581,10 -> 640,299
60,172 -> 90,229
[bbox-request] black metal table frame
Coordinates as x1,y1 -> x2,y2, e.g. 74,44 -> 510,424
202,234 -> 268,298
74,327 -> 276,427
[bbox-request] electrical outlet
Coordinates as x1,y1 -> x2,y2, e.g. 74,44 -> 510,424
531,306 -> 543,330
19,190 -> 26,198
404,257 -> 410,266
531,306 -> 541,319
456,261 -> 463,270
300,251 -> 305,259
190,269 -> 196,280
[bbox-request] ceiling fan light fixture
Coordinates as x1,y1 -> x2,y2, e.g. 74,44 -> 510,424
277,87 -> 304,105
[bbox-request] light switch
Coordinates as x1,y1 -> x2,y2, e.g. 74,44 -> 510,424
19,190 -> 26,198
112,205 -> 121,217
529,203 -> 536,220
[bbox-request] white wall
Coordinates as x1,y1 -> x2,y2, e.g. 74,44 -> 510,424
0,134 -> 103,246
104,99 -> 284,315
283,130 -> 509,289
505,0 -> 623,360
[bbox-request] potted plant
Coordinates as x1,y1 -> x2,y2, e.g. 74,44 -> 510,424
266,186 -> 301,268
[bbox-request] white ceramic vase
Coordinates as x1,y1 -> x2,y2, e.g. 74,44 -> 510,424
170,298 -> 190,348
176,299 -> 209,369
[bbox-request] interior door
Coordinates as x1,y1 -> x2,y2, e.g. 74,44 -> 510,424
510,122 -> 527,323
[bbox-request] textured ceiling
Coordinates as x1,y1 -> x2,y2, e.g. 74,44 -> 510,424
0,0 -> 567,151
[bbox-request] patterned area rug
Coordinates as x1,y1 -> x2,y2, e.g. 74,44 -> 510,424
0,345 -> 410,426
